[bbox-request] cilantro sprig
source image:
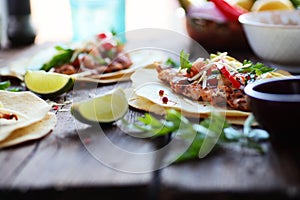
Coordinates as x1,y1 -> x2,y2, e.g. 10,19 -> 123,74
238,60 -> 275,76
119,109 -> 269,163
179,50 -> 193,72
165,58 -> 179,68
40,46 -> 75,71
0,80 -> 22,92
0,81 -> 11,90
291,0 -> 300,8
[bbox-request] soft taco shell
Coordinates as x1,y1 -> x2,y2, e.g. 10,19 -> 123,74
75,63 -> 160,84
0,91 -> 51,141
0,48 -> 169,84
0,112 -> 56,148
128,68 -> 250,125
128,92 -> 248,125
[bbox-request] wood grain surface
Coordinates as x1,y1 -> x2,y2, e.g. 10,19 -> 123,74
1,43 -> 300,200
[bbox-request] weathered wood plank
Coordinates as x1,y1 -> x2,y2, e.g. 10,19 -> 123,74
159,144 -> 300,199
2,87 -> 154,188
1,42 -> 300,200
0,144 -> 37,186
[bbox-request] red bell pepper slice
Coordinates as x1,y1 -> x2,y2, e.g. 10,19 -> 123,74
210,0 -> 247,22
217,65 -> 243,89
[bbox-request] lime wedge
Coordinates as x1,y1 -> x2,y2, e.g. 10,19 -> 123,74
251,0 -> 294,11
229,0 -> 255,11
71,88 -> 128,124
24,70 -> 74,98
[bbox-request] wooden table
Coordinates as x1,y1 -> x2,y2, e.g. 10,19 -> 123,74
1,39 -> 300,200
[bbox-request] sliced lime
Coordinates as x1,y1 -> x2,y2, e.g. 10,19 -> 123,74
251,0 -> 294,11
71,88 -> 128,124
24,70 -> 74,98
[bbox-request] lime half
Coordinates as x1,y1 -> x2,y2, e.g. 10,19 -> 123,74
251,0 -> 294,11
71,88 -> 128,124
24,70 -> 74,98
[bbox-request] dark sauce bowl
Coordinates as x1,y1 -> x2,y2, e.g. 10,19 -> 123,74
244,77 -> 300,148
185,16 -> 251,52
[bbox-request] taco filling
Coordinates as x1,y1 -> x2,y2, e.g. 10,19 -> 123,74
155,51 -> 289,111
0,111 -> 18,120
40,32 -> 132,76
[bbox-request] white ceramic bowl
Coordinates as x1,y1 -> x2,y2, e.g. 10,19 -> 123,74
239,10 -> 300,66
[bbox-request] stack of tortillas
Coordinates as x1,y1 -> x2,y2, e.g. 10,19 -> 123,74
0,90 -> 56,148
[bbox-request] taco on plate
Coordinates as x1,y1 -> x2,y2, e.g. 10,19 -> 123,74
128,51 -> 291,124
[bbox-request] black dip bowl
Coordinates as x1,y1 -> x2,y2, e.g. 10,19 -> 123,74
244,76 -> 300,148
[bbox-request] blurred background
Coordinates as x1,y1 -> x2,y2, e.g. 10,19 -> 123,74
29,0 -> 186,43
1,0 -> 299,53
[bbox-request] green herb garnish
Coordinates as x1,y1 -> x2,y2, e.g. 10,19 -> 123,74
165,58 -> 179,68
120,109 -> 268,164
0,81 -> 11,90
110,29 -> 117,36
290,0 -> 300,8
179,50 -> 193,72
238,60 -> 275,76
224,114 -> 269,154
0,80 -> 22,92
40,46 -> 75,71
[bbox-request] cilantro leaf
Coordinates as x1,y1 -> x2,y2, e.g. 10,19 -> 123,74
0,81 -> 11,90
135,113 -> 176,136
179,50 -> 192,72
165,58 -> 179,68
40,46 -> 75,71
0,81 -> 22,92
224,114 -> 269,154
290,0 -> 300,8
238,60 -> 275,76
176,113 -> 228,162
118,109 -> 269,164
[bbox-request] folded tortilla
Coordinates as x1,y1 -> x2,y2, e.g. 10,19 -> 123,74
0,91 -> 51,141
0,48 -> 169,84
0,112 -> 56,148
128,68 -> 250,125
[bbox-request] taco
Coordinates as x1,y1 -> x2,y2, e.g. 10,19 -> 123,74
128,51 -> 291,124
0,90 -> 55,148
0,34 -> 169,84
0,112 -> 56,148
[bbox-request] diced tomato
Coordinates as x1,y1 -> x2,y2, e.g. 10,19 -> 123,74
53,105 -> 59,110
97,33 -> 108,40
159,90 -> 164,97
102,42 -> 115,50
